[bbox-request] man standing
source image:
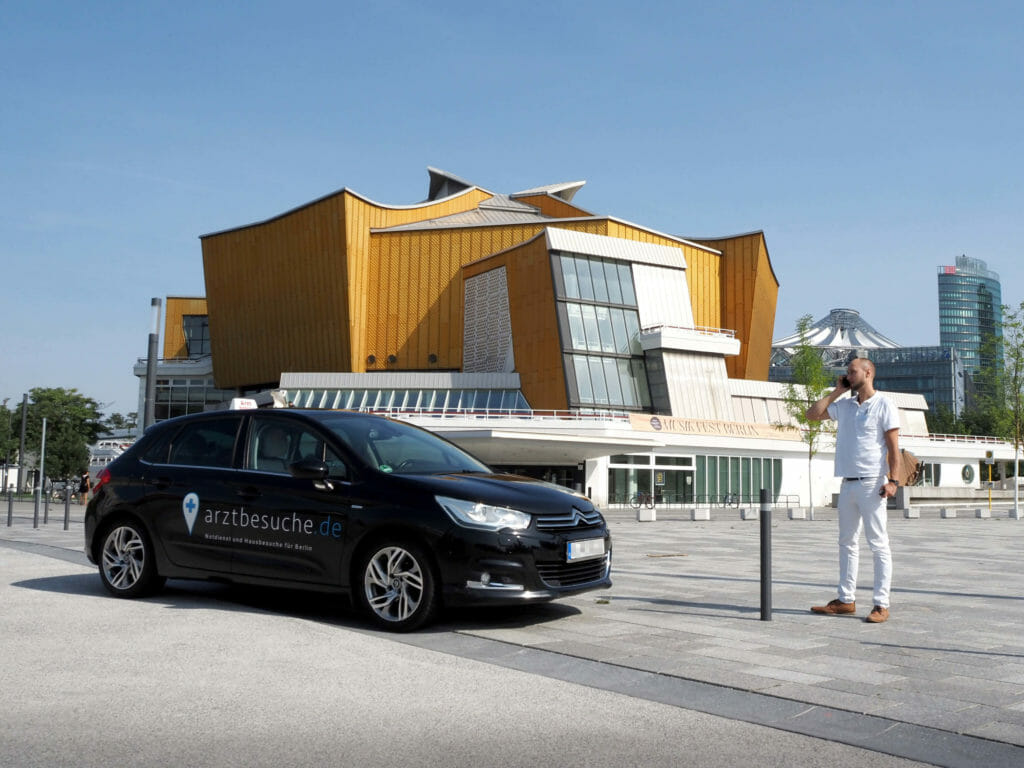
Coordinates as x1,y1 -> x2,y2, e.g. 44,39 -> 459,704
805,357 -> 901,623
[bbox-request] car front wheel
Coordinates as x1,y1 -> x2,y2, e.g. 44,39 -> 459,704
99,521 -> 164,598
357,541 -> 438,632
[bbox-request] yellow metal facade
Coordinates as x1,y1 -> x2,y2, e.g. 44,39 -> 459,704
464,236 -> 568,410
691,232 -> 778,381
162,297 -> 209,359
199,178 -> 779,404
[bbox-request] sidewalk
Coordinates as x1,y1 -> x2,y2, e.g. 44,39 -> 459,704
4,500 -> 1024,763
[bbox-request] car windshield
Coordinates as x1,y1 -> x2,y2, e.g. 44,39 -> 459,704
317,414 -> 491,475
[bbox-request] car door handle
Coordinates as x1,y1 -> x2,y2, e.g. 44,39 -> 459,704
149,477 -> 172,490
236,486 -> 261,500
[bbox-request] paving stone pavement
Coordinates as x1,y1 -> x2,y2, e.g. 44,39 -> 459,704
4,498 -> 1024,760
473,505 -> 1024,750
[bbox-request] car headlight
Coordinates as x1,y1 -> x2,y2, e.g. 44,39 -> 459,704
436,495 -> 531,531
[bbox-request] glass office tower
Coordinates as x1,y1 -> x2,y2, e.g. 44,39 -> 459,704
937,255 -> 1003,379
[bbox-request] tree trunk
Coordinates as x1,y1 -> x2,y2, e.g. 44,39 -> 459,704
807,456 -> 815,521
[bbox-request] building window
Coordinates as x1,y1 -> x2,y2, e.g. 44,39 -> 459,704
693,454 -> 782,504
609,453 -> 781,505
183,315 -> 211,359
554,252 -> 650,411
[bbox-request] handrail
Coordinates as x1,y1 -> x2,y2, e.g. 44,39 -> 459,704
359,406 -> 634,422
795,427 -> 1013,446
913,433 -> 1010,444
641,324 -> 736,338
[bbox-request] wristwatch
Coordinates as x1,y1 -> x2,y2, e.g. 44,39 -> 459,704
886,477 -> 898,484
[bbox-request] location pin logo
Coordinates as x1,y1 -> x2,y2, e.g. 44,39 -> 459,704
182,493 -> 199,535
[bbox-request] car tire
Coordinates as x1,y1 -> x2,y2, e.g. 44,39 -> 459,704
98,520 -> 165,598
356,540 -> 438,632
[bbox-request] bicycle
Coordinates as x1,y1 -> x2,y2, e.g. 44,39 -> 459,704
720,493 -> 740,508
630,491 -> 655,510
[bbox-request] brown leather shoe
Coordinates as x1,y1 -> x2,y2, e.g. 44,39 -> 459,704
811,599 -> 856,615
865,606 -> 890,623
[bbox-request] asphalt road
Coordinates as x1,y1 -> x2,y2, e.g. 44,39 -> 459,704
1,545 -> 927,768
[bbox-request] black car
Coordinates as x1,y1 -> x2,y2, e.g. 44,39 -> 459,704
84,408 -> 611,631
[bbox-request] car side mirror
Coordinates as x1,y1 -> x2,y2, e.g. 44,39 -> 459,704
288,458 -> 330,480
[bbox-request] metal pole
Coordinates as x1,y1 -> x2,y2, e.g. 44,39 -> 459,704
988,462 -> 993,511
63,485 -> 71,531
18,393 -> 27,493
144,297 -> 162,430
37,417 -> 46,528
759,487 -> 772,621
32,471 -> 39,528
40,418 -> 47,524
6,489 -> 12,527
1014,444 -> 1021,520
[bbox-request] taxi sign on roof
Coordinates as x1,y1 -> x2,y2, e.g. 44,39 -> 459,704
229,398 -> 258,410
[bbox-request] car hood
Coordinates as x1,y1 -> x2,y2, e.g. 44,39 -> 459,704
399,472 -> 596,515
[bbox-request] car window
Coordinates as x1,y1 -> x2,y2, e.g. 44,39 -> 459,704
250,420 -> 350,480
295,430 -> 349,480
251,423 -> 295,473
319,414 -> 489,475
167,418 -> 241,468
138,430 -> 174,464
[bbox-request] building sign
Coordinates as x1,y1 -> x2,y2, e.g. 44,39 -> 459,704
629,414 -> 802,441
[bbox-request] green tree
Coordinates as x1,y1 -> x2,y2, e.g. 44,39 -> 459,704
103,411 -> 138,432
1000,302 -> 1024,518
18,388 -> 104,484
0,399 -> 18,485
925,404 -> 966,436
777,314 -> 836,517
960,333 -> 1011,438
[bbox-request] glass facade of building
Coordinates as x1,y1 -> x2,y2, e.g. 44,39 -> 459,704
608,453 -> 783,505
288,387 -> 530,413
552,252 -> 651,411
771,344 -> 965,417
152,375 -> 235,422
937,255 -> 1003,377
183,315 -> 211,359
865,346 -> 965,418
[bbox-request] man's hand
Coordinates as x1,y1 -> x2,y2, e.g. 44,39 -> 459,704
879,480 -> 898,498
805,379 -> 848,422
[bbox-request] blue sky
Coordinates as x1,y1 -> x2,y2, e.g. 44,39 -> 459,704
2,1 -> 1022,415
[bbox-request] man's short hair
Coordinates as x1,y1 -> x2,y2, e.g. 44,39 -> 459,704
853,357 -> 875,376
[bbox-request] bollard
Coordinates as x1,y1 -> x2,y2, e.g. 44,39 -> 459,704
6,490 -> 12,527
759,488 -> 772,621
33,486 -> 39,529
63,486 -> 71,531
44,488 -> 50,524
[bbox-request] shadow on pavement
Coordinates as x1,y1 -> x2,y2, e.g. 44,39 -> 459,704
11,572 -> 580,633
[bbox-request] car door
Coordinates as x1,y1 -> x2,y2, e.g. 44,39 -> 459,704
143,414 -> 245,573
227,415 -> 355,584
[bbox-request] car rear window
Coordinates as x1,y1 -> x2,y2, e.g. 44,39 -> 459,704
165,418 -> 242,468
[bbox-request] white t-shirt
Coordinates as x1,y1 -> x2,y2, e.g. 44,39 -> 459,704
827,393 -> 900,478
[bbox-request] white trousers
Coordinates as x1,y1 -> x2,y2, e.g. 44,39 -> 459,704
836,477 -> 892,608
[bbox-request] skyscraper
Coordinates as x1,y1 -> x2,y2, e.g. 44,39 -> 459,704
937,255 -> 1003,380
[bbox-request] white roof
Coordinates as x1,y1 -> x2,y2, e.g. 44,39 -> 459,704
545,228 -> 688,269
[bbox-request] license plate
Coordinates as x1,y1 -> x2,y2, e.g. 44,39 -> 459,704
567,537 -> 605,563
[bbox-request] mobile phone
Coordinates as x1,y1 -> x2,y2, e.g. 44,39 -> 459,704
841,376 -> 850,388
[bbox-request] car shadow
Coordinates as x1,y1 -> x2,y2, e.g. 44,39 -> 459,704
12,573 -> 580,632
